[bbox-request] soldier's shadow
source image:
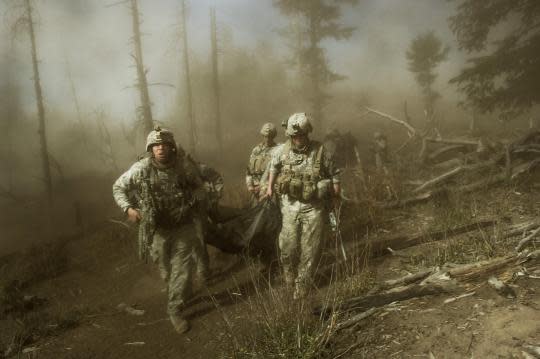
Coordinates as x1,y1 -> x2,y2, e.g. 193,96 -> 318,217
183,257 -> 281,321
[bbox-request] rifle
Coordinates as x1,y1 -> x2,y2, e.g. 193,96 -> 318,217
329,202 -> 347,262
138,180 -> 156,263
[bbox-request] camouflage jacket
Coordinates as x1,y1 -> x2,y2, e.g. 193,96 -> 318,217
113,154 -> 204,227
246,142 -> 279,187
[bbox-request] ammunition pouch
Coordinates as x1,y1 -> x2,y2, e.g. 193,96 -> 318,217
277,172 -> 319,202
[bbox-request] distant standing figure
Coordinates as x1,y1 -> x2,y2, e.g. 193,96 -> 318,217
112,126 -> 207,335
373,131 -> 390,174
246,123 -> 278,205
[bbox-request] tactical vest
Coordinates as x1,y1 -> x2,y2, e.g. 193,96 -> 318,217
140,156 -> 197,229
276,140 -> 326,202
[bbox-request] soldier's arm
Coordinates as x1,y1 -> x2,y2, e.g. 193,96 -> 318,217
245,148 -> 257,190
112,162 -> 144,214
322,146 -> 341,197
265,147 -> 282,197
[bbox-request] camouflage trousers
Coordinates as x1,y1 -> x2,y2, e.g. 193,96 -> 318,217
151,223 -> 200,316
278,195 -> 325,297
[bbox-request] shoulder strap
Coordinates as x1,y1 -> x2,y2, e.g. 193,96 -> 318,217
312,141 -> 324,179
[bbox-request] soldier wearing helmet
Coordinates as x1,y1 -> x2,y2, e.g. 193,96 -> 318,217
112,126 -> 208,335
265,113 -> 341,300
372,131 -> 389,173
245,122 -> 279,205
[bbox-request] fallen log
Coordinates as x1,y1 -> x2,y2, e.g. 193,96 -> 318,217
424,137 -> 482,147
379,269 -> 434,291
446,255 -> 517,282
318,251 -> 540,316
317,281 -> 452,315
456,172 -> 506,193
413,166 -> 464,193
428,144 -> 468,162
504,221 -> 540,239
414,161 -> 499,193
365,218 -> 498,257
380,189 -> 443,209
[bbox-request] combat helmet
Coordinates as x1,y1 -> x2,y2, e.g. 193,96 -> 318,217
260,122 -> 277,138
285,112 -> 313,136
146,126 -> 177,152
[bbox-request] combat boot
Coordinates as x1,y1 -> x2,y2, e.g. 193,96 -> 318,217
170,314 -> 190,334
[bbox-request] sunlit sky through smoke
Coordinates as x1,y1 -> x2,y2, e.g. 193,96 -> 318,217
1,0 -> 463,122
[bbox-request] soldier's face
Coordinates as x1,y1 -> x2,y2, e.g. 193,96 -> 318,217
291,134 -> 308,147
152,143 -> 173,163
262,135 -> 274,145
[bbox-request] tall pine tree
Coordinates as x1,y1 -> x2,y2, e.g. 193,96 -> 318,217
274,0 -> 357,128
449,0 -> 540,117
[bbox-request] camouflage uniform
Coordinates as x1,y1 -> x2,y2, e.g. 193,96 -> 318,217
246,143 -> 278,200
246,123 -> 279,205
270,115 -> 340,298
112,133 -> 205,319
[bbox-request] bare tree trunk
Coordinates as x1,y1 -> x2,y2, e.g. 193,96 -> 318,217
26,0 -> 52,204
130,0 -> 153,135
4,49 -> 18,193
403,101 -> 412,124
180,0 -> 196,154
210,8 -> 223,153
65,57 -> 89,150
308,4 -> 323,128
469,109 -> 477,134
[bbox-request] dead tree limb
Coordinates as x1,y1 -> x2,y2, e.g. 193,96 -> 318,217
365,107 -> 417,138
368,218 -> 497,256
504,221 -> 540,239
515,226 -> 540,252
446,255 -> 517,282
428,144 -> 467,162
318,282 -> 451,315
413,166 -> 464,193
423,137 -> 481,147
511,159 -> 540,180
379,269 -> 435,290
335,307 -> 380,331
380,189 -> 442,209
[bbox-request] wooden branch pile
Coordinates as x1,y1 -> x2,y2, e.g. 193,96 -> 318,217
317,250 -> 540,331
385,130 -> 540,209
363,108 -> 540,207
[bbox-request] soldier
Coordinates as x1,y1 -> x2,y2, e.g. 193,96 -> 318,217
112,126 -> 206,334
246,123 -> 278,205
372,131 -> 390,174
265,113 -> 341,299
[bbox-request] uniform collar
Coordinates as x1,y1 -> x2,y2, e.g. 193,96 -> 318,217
151,155 -> 176,170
